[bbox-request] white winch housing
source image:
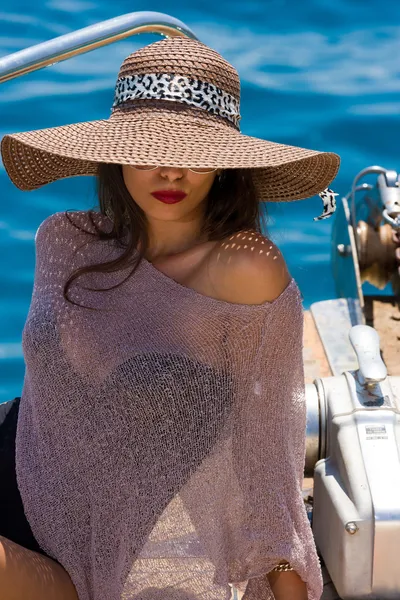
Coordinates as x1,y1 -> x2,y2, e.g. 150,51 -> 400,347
309,325 -> 400,599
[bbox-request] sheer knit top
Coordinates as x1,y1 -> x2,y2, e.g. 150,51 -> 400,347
16,210 -> 323,600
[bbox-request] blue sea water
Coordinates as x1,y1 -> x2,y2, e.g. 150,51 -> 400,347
1,0 -> 400,402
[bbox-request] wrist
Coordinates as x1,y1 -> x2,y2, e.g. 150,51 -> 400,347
266,570 -> 308,600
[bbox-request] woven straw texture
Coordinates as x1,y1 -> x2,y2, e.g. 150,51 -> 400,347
0,36 -> 340,201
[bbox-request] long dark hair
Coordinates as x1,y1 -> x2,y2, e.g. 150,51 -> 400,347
63,163 -> 269,309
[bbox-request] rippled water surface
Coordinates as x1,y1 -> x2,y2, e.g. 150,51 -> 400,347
1,0 -> 399,401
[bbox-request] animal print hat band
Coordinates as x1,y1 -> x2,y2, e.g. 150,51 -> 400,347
0,36 -> 340,220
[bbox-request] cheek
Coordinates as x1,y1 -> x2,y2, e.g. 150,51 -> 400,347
122,168 -> 150,202
122,166 -> 139,191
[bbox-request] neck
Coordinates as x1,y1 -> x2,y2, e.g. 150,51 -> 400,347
144,218 -> 208,263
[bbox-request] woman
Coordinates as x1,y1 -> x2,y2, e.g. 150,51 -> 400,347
0,36 -> 340,600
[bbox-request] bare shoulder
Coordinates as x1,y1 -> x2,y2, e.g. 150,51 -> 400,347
207,229 -> 292,305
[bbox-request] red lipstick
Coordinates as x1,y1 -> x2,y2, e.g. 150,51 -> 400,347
151,190 -> 187,204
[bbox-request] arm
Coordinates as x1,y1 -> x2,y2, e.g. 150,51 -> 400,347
217,234 -> 318,599
267,569 -> 308,600
180,233 -> 322,599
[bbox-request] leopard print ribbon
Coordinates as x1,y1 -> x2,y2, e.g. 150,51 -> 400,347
314,188 -> 339,221
113,73 -> 241,127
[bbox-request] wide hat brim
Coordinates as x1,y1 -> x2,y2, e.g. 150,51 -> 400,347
1,111 -> 340,202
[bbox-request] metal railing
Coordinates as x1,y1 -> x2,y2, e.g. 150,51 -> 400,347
0,11 -> 197,83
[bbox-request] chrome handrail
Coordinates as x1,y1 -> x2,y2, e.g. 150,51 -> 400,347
0,11 -> 198,83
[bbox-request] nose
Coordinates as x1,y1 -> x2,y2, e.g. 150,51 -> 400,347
159,166 -> 185,181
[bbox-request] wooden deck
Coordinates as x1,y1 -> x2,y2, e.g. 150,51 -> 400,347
303,294 -> 400,383
302,309 -> 341,598
303,310 -> 340,600
302,296 -> 400,599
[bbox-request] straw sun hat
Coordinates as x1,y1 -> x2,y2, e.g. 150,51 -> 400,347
1,36 -> 340,220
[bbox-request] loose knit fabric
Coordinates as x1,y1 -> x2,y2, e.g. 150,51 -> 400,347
16,210 -> 323,600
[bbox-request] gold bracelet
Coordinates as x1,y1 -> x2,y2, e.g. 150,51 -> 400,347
271,560 -> 294,572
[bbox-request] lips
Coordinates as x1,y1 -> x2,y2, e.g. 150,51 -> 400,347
151,190 -> 187,204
